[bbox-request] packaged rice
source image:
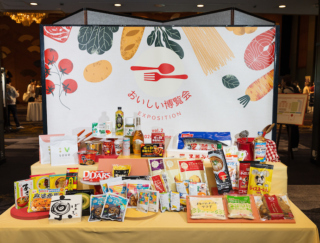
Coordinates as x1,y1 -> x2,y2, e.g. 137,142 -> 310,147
160,192 -> 170,213
148,190 -> 159,212
14,179 -> 33,209
150,174 -> 168,193
178,159 -> 209,195
27,188 -> 65,213
112,164 -> 131,177
101,193 -> 128,222
30,173 -> 54,190
49,174 -> 66,189
238,162 -> 259,195
170,192 -> 180,212
88,194 -> 106,222
176,181 -> 189,194
225,195 -> 254,219
100,177 -> 122,194
247,164 -> 274,195
163,158 -> 182,191
189,182 -> 207,196
107,180 -> 129,198
137,190 -> 150,213
189,197 -> 226,220
126,180 -> 151,208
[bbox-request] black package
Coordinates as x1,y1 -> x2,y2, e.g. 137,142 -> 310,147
66,189 -> 94,216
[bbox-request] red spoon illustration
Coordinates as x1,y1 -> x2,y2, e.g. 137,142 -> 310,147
131,63 -> 175,74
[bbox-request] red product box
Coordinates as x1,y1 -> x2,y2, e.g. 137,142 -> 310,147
83,171 -> 111,182
151,133 -> 165,144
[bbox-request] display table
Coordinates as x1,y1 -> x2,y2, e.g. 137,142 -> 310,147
0,202 -> 319,243
26,102 -> 42,122
31,159 -> 288,194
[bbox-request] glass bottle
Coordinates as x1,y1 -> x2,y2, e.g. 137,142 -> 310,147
124,117 -> 135,153
115,107 -> 124,136
132,117 -> 144,155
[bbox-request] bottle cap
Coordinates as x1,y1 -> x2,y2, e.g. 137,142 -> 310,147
123,137 -> 130,142
217,143 -> 222,150
118,107 -> 122,110
125,117 -> 134,125
258,131 -> 263,136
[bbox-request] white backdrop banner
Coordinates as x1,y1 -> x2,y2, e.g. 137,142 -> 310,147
42,26 -> 277,141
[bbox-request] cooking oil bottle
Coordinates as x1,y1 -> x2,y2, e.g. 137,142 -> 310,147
115,107 -> 124,136
253,131 -> 267,162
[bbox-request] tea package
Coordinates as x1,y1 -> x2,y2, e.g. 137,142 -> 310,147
189,197 -> 226,220
49,174 -> 66,189
163,158 -> 182,191
170,192 -> 180,212
112,164 -> 131,177
137,190 -> 150,213
148,190 -> 159,213
225,195 -> 254,219
65,168 -> 78,191
100,177 -> 122,194
160,192 -> 170,213
14,179 -> 33,209
31,173 -> 54,190
208,149 -> 232,194
247,164 -> 274,195
101,193 -> 128,222
189,182 -> 207,196
127,180 -> 151,208
27,188 -> 65,213
88,194 -> 106,222
107,180 -> 128,198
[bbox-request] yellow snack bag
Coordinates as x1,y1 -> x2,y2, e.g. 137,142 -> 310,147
247,164 -> 273,195
112,164 -> 131,177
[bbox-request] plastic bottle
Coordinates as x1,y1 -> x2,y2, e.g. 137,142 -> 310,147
98,112 -> 109,136
123,137 -> 130,156
253,131 -> 267,162
124,117 -> 135,153
115,107 -> 124,136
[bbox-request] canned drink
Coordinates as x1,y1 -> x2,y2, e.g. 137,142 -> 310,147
103,140 -> 114,156
85,141 -> 103,155
123,137 -> 130,156
78,152 -> 96,165
114,139 -> 123,155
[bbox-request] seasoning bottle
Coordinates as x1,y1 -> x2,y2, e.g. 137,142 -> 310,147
98,112 -> 109,136
123,137 -> 130,156
115,107 -> 124,136
124,117 -> 135,153
132,117 -> 144,155
253,131 -> 267,162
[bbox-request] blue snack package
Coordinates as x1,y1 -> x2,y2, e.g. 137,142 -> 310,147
178,132 -> 232,150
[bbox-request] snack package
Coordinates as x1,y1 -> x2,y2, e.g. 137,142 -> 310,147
163,158 -> 182,191
263,195 -> 284,220
83,171 -> 111,182
247,164 -> 274,195
225,195 -> 254,219
65,168 -> 78,191
276,195 -> 294,219
112,164 -> 131,177
160,192 -> 170,213
101,193 -> 128,222
148,190 -> 159,213
178,159 -> 209,195
49,174 -> 66,189
224,146 -> 239,190
27,188 -> 65,213
150,174 -> 168,193
30,173 -> 54,190
88,194 -> 106,222
122,176 -> 149,180
176,181 -> 189,194
137,190 -> 150,213
127,180 -> 151,208
178,132 -> 232,150
107,180 -> 128,198
179,193 -> 188,212
100,177 -> 122,194
14,179 -> 33,209
170,192 -> 180,212
208,149 -> 232,194
66,189 -> 94,216
189,197 -> 226,220
148,158 -> 166,177
189,182 -> 207,196
238,162 -> 259,194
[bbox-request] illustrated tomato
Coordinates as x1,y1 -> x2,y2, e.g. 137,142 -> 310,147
58,59 -> 73,75
218,172 -> 227,182
45,64 -> 50,78
46,80 -> 55,95
44,48 -> 58,65
62,79 -> 77,94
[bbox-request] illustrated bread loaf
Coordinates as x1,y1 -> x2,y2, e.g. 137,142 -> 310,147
120,27 -> 145,60
83,60 -> 112,83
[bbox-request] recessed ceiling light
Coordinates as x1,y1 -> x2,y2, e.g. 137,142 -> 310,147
30,2 -> 38,5
279,5 -> 286,8
197,4 -> 204,8
114,3 -> 121,7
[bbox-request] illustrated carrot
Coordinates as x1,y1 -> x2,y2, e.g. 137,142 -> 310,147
238,69 -> 274,108
78,132 -> 93,143
77,129 -> 85,137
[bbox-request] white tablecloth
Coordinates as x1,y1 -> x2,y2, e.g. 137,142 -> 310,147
26,102 -> 42,121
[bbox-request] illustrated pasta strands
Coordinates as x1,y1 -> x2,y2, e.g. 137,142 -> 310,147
182,27 -> 234,75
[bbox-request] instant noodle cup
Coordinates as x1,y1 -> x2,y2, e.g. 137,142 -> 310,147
247,164 -> 273,195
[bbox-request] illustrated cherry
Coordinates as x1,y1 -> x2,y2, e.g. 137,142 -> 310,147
58,59 -> 73,75
44,48 -> 59,65
62,79 -> 77,94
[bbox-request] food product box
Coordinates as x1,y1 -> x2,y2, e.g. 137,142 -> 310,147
141,144 -> 164,157
14,179 -> 33,209
83,171 -> 111,182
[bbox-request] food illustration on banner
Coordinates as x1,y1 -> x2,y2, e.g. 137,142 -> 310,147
147,27 -> 184,59
121,27 -> 145,60
83,60 -> 112,83
131,63 -> 175,74
222,75 -> 240,89
44,26 -> 72,43
182,27 -> 234,75
238,69 -> 274,108
225,27 -> 257,35
78,26 -> 119,55
244,28 -> 275,71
